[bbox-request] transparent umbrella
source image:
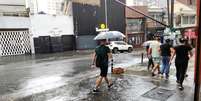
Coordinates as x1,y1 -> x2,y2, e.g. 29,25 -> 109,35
94,31 -> 125,40
142,40 -> 158,46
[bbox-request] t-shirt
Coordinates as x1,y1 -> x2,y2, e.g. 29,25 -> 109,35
150,41 -> 161,58
160,43 -> 172,56
174,45 -> 192,61
95,45 -> 110,67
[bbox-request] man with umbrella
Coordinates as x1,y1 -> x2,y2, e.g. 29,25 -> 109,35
91,39 -> 113,92
91,31 -> 124,92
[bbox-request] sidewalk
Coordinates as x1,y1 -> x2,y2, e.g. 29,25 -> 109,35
78,57 -> 195,101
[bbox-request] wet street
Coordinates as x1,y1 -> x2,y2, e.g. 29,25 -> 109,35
0,51 -> 144,101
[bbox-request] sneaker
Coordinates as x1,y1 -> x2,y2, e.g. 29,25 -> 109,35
108,83 -> 113,89
176,80 -> 180,84
152,73 -> 155,77
185,74 -> 188,78
178,85 -> 184,90
165,75 -> 169,80
165,76 -> 169,80
93,88 -> 100,93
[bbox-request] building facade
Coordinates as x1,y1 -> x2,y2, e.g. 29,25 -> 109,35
28,0 -> 75,54
174,0 -> 197,46
72,0 -> 126,49
126,0 -> 166,40
147,5 -> 166,38
176,0 -> 196,7
125,6 -> 147,47
174,1 -> 196,28
0,0 -> 32,56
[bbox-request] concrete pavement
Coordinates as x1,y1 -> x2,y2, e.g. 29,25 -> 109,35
0,49 -> 197,101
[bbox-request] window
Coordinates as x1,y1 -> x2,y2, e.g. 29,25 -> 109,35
188,0 -> 192,5
133,0 -> 137,5
133,0 -> 147,6
182,15 -> 196,25
189,16 -> 195,24
183,16 -> 189,24
126,19 -> 143,33
115,42 -> 126,45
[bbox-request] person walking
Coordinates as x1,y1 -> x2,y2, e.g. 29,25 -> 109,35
170,38 -> 193,90
148,37 -> 161,76
91,39 -> 113,92
146,45 -> 154,71
160,39 -> 173,79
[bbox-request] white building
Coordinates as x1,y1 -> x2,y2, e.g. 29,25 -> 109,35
173,1 -> 196,28
27,0 -> 75,54
0,0 -> 75,56
27,0 -> 74,37
0,0 -> 32,56
47,0 -> 62,15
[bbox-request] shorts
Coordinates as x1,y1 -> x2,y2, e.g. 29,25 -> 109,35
152,57 -> 161,64
100,66 -> 108,77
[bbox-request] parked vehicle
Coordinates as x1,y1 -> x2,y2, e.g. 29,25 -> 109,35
107,41 -> 133,53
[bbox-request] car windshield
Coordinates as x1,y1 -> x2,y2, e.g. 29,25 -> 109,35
114,42 -> 127,45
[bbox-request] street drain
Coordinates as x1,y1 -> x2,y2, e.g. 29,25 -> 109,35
142,87 -> 175,101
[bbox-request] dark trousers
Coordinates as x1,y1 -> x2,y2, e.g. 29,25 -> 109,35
148,58 -> 154,70
175,60 -> 189,86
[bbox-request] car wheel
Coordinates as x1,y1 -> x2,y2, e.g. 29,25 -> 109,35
113,48 -> 118,54
128,47 -> 133,53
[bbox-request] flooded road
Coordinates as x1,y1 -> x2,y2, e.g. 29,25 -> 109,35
0,52 -> 144,101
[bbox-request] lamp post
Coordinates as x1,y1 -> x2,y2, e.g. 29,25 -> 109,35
170,0 -> 174,28
35,0 -> 39,13
105,0 -> 108,28
167,0 -> 170,25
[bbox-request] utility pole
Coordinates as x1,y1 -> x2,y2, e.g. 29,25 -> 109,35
35,0 -> 39,13
194,0 -> 201,100
167,0 -> 170,25
105,0 -> 108,28
170,0 -> 174,28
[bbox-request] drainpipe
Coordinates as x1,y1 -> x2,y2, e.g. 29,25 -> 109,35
194,0 -> 201,100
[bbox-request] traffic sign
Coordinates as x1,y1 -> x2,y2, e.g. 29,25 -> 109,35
100,24 -> 106,29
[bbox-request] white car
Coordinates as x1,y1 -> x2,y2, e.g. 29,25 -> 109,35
107,41 -> 133,53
